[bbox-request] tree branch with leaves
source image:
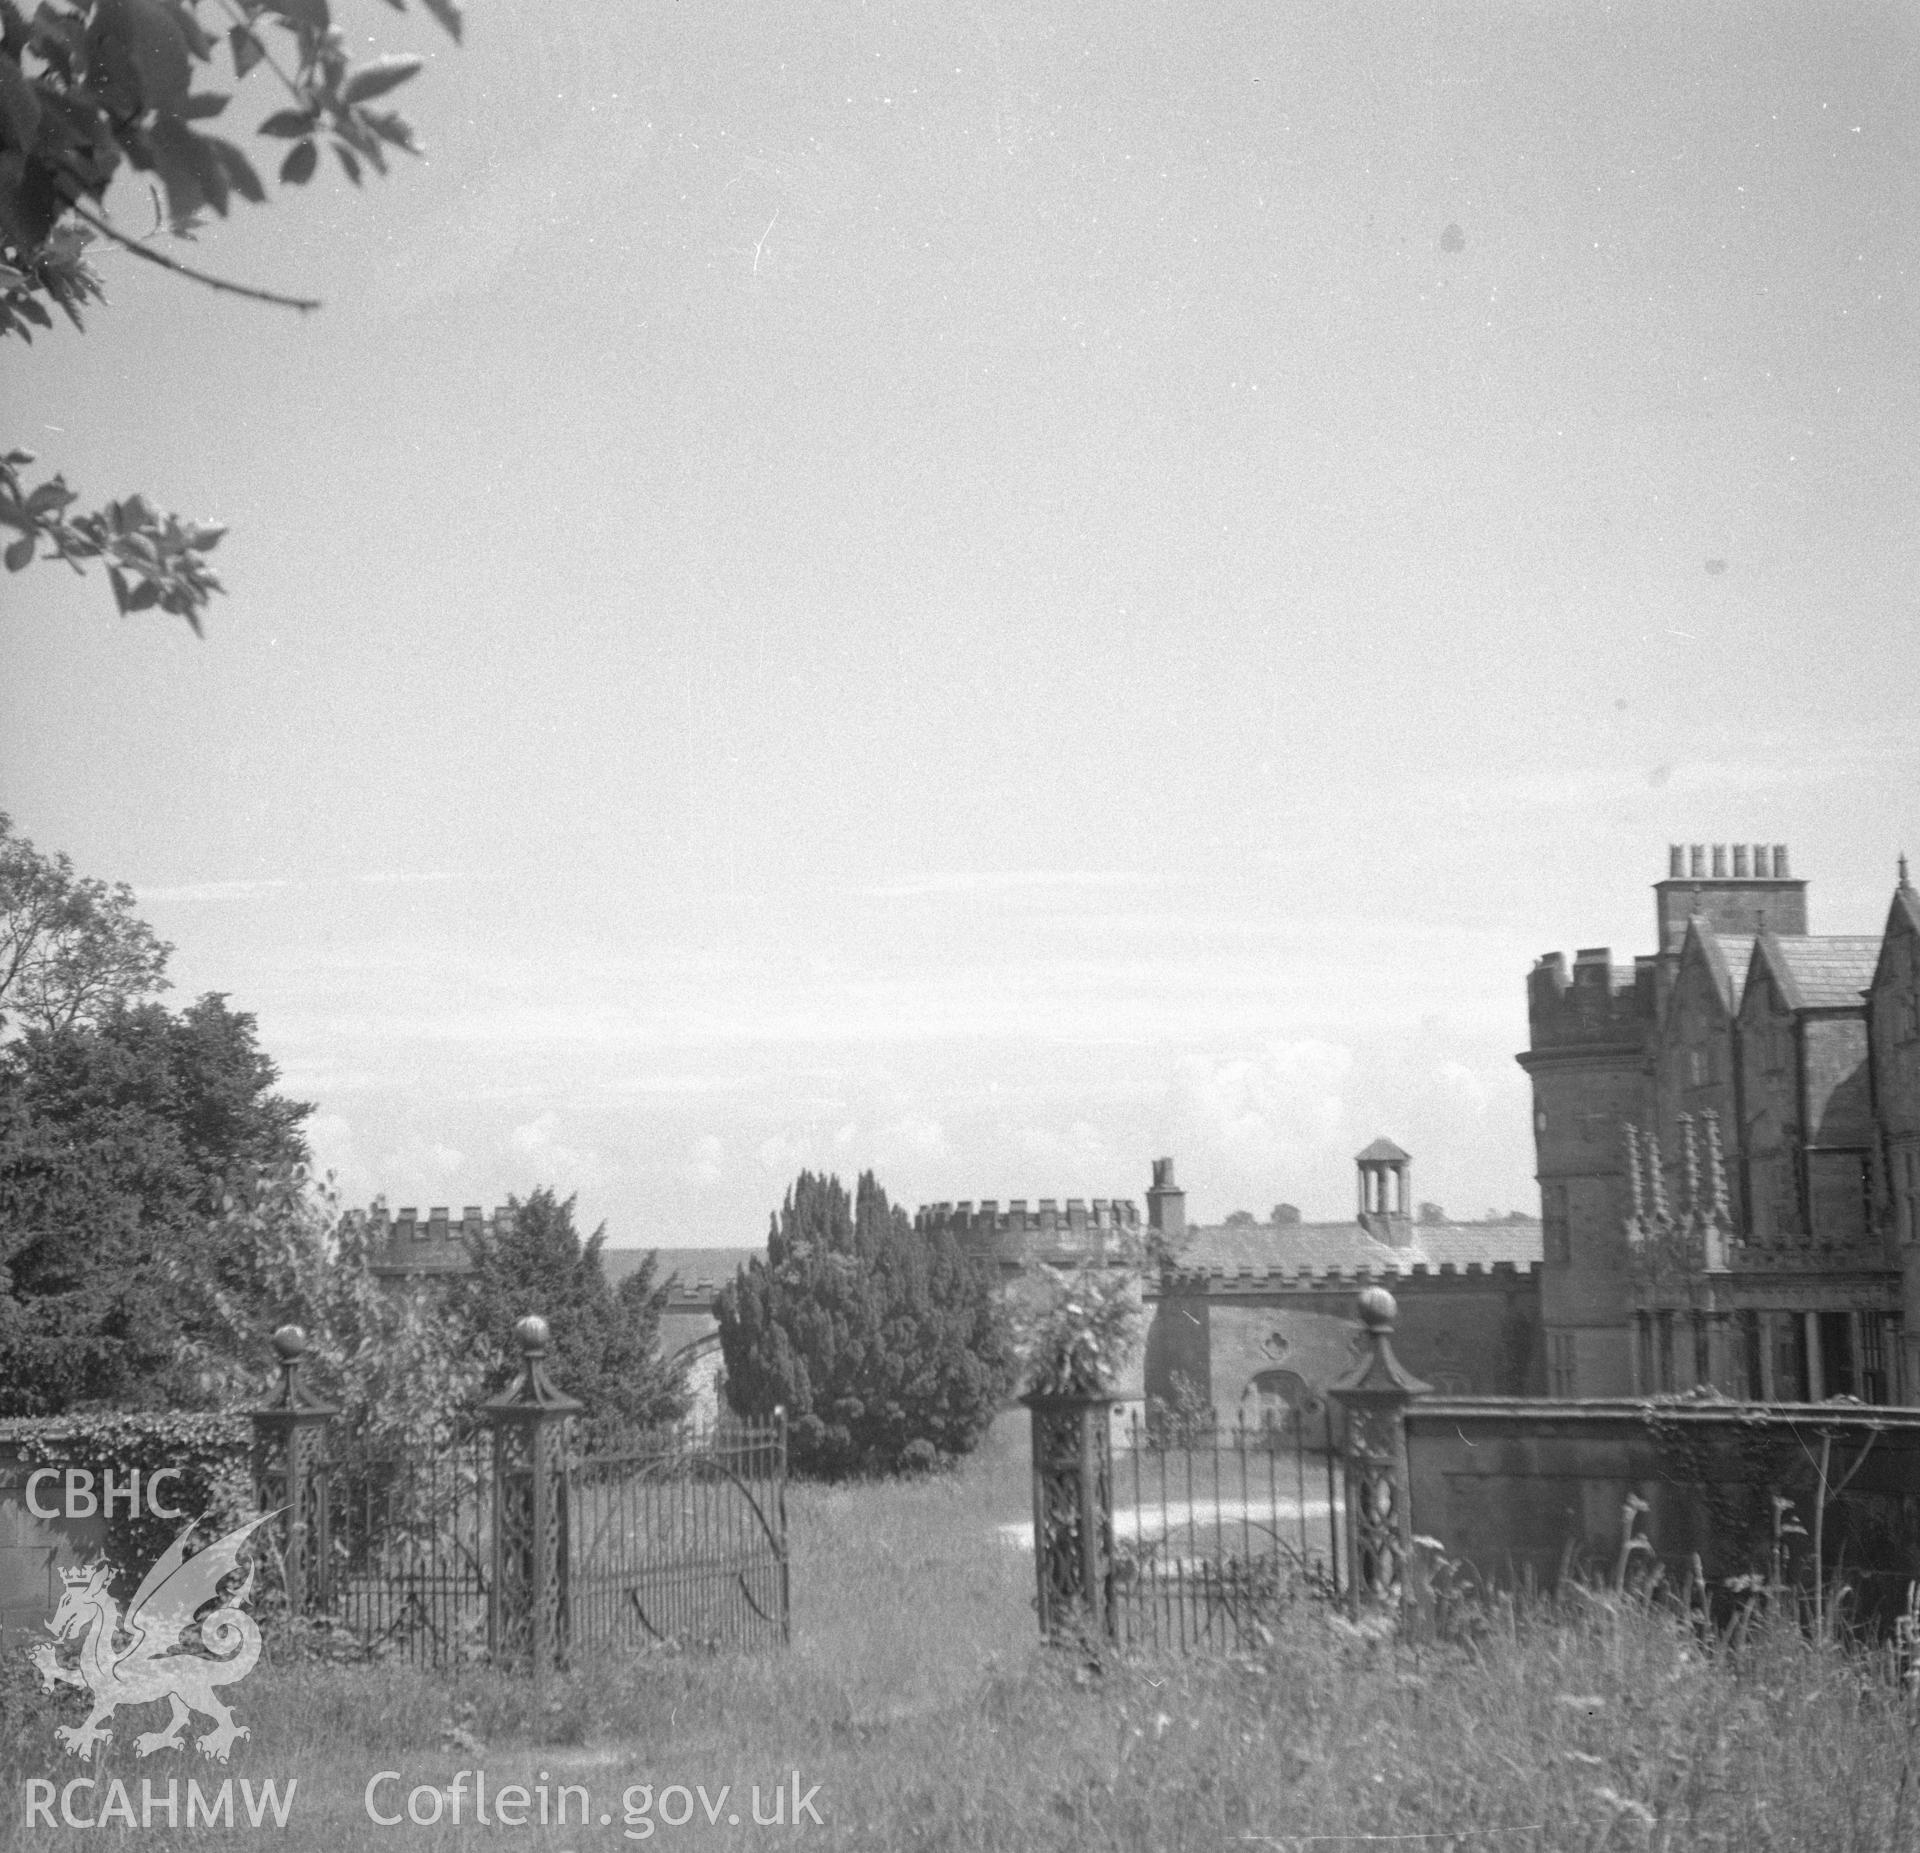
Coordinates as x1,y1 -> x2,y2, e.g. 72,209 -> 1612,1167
0,0 -> 461,630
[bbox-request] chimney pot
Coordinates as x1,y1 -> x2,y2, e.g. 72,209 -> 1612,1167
1773,844 -> 1789,877
1712,845 -> 1728,877
1669,844 -> 1684,877
1690,845 -> 1705,877
1733,845 -> 1750,878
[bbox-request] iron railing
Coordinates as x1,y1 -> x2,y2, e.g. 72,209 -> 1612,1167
1111,1407 -> 1342,1650
328,1429 -> 494,1667
568,1414 -> 789,1656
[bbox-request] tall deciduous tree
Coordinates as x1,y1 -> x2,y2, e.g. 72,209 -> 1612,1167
715,1170 -> 1013,1478
0,812 -> 171,1035
451,1188 -> 689,1431
1,0 -> 460,627
198,1161 -> 487,1448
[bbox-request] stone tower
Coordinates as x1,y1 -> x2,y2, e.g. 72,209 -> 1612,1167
1519,943 -> 1659,1397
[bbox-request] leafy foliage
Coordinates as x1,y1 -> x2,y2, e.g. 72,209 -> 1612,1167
0,0 -> 460,627
3,1410 -> 251,1594
1020,1259 -> 1141,1397
2,447 -> 229,626
715,1169 -> 1014,1478
450,1188 -> 689,1431
195,1161 -> 488,1453
0,811 -> 172,1035
0,990 -> 312,1413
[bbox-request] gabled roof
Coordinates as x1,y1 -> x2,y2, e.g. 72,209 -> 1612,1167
1354,1137 -> 1410,1163
1869,880 -> 1920,995
1745,934 -> 1881,1014
1670,915 -> 1754,1020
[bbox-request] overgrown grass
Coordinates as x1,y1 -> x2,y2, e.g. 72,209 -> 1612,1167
5,1411 -> 1917,1850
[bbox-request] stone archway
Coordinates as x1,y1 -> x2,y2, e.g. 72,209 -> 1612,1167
1242,1367 -> 1308,1432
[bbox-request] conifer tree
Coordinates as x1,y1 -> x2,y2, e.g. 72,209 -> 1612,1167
452,1188 -> 688,1430
0,992 -> 311,1413
715,1169 -> 1013,1477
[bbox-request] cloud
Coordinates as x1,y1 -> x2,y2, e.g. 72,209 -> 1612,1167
872,1113 -> 948,1166
685,1135 -> 726,1185
302,1112 -> 364,1193
1437,1060 -> 1490,1113
136,878 -> 297,903
136,871 -> 463,903
756,1132 -> 810,1176
1015,1118 -> 1114,1173
860,870 -> 1152,900
1171,1040 -> 1353,1177
509,1111 -> 600,1187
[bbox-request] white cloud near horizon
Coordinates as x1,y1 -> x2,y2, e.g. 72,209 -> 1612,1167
859,870 -> 1158,900
1171,1040 -> 1355,1181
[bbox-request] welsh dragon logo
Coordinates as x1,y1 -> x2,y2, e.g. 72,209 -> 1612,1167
29,1512 -> 274,1764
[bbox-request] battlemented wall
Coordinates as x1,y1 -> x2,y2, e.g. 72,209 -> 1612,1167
362,1204 -> 509,1280
912,1196 -> 1143,1271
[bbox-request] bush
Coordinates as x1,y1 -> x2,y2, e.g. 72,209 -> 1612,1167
716,1170 -> 1013,1477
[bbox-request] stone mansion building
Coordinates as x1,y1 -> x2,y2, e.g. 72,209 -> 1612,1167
357,842 -> 1920,1425
1523,845 -> 1920,1404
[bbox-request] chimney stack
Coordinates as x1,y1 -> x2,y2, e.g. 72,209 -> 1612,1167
1146,1157 -> 1186,1240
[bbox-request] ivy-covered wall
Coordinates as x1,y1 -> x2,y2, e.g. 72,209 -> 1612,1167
0,1415 -> 250,1640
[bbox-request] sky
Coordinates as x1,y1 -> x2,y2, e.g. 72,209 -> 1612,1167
4,0 -> 1917,1248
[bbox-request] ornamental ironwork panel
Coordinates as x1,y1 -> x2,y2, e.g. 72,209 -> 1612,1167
328,1428 -> 493,1667
490,1415 -> 570,1675
1108,1405 -> 1343,1652
1342,1407 -> 1409,1605
1024,1394 -> 1117,1642
482,1315 -> 581,1681
249,1325 -> 337,1622
567,1414 -> 789,1656
1328,1287 -> 1429,1617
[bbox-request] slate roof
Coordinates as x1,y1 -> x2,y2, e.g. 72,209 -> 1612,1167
1354,1137 -> 1411,1162
602,1246 -> 759,1298
1871,883 -> 1920,990
1174,1217 -> 1542,1276
1680,918 -> 1756,1018
1748,935 -> 1882,1012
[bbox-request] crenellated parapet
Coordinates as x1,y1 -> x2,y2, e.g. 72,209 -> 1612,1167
913,1196 -> 1142,1268
1526,945 -> 1657,1051
360,1203 -> 508,1279
1152,1259 -> 1543,1297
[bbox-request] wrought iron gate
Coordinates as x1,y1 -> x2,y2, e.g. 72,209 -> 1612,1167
329,1430 -> 494,1666
568,1414 -> 789,1655
253,1320 -> 790,1672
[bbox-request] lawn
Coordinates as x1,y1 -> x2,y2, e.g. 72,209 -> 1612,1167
5,1409 -> 1917,1851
